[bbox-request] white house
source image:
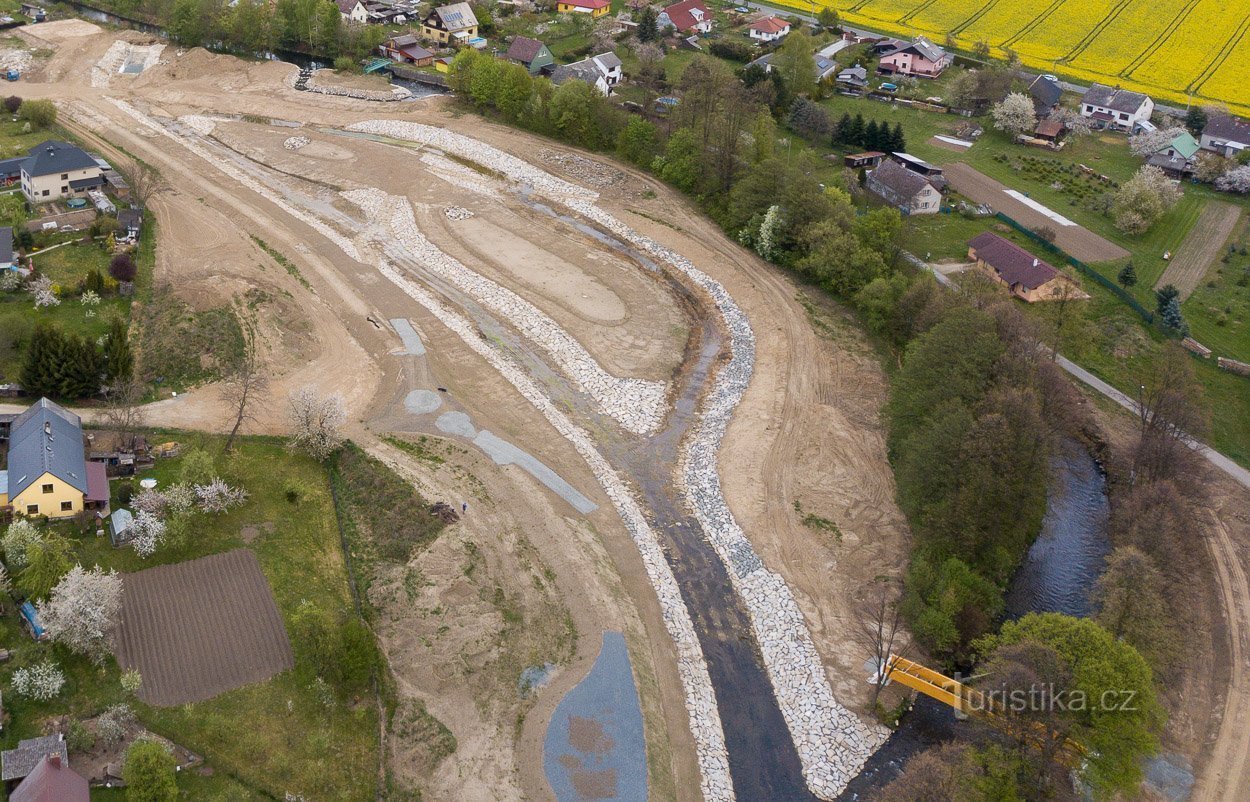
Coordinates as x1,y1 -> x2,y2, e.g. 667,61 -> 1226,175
866,159 -> 940,215
1201,114 -> 1250,158
20,141 -> 105,204
749,16 -> 790,43
551,52 -> 623,96
1079,84 -> 1154,132
336,0 -> 368,24
658,0 -> 712,34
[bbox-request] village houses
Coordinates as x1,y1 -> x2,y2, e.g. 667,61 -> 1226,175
20,140 -> 104,204
557,0 -> 610,17
336,0 -> 368,24
0,399 -> 109,520
1079,83 -> 1154,132
505,36 -> 555,75
658,0 -> 713,34
748,17 -> 791,43
552,52 -> 622,95
866,159 -> 941,215
379,33 -> 434,65
1201,114 -> 1250,158
420,1 -> 478,45
877,37 -> 951,78
968,232 -> 1087,303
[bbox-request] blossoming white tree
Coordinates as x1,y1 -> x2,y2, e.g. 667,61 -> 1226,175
194,478 -> 247,513
287,387 -> 347,462
991,92 -> 1037,137
130,511 -> 166,558
28,274 -> 59,308
11,660 -> 65,700
2,520 -> 43,569
38,565 -> 123,663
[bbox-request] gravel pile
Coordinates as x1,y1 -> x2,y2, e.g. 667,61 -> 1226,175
539,148 -> 625,188
343,187 -> 666,435
290,69 -> 411,102
283,135 -> 311,150
444,206 -> 473,220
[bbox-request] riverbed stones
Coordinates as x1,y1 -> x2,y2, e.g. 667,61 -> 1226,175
283,135 -> 311,151
444,205 -> 474,220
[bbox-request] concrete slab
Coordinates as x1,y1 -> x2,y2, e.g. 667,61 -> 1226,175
404,389 -> 442,415
473,430 -> 597,514
389,317 -> 426,355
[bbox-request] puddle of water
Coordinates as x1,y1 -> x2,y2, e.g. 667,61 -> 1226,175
519,663 -> 555,698
544,632 -> 647,802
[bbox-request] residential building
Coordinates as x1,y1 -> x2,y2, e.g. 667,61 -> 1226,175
1028,74 -> 1062,116
749,16 -> 790,43
866,159 -> 941,215
1,736 -> 68,788
10,754 -> 88,802
748,52 -> 837,82
336,0 -> 368,23
0,398 -> 109,520
557,0 -> 610,16
0,156 -> 24,185
505,36 -> 555,75
379,33 -> 434,65
1201,114 -> 1250,158
20,140 -> 104,204
364,1 -> 407,23
1143,130 -> 1200,178
1080,83 -> 1153,132
658,0 -> 712,34
836,64 -> 868,91
117,208 -> 143,243
877,37 -> 950,78
869,37 -> 905,55
0,225 -> 12,271
420,2 -> 479,45
968,232 -> 1086,303
552,52 -> 623,95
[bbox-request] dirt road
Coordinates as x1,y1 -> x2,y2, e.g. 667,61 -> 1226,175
943,163 -> 1130,262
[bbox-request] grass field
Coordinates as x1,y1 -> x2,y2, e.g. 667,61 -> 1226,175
770,0 -> 1250,116
0,436 -> 380,801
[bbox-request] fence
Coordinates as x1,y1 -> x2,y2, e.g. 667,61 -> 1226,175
992,212 -> 1156,324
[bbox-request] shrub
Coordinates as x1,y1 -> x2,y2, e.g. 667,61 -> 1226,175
709,40 -> 752,62
333,55 -> 358,73
19,98 -> 55,129
66,720 -> 95,753
109,252 -> 137,283
3,95 -> 20,114
122,738 -> 178,801
11,660 -> 66,700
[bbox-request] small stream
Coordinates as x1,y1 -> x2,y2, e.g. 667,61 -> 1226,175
839,439 -> 1111,800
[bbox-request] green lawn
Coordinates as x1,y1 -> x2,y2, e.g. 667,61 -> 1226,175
1,436 -> 380,801
0,294 -> 128,383
29,241 -> 113,290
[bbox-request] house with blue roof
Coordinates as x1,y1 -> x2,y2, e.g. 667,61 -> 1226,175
19,140 -> 105,204
0,398 -> 108,519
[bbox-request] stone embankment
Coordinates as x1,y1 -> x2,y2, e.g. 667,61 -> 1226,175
288,68 -> 411,101
341,187 -> 667,435
346,119 -> 888,799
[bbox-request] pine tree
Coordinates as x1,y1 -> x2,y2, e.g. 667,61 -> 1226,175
1117,262 -> 1138,287
847,113 -> 865,147
833,112 -> 852,146
21,324 -> 66,398
891,122 -> 906,152
637,6 -> 659,42
104,316 -> 133,382
864,119 -> 881,150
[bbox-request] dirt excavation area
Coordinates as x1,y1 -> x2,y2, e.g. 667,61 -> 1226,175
26,17 -> 1234,801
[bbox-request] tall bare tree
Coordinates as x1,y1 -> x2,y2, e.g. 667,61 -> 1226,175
101,378 -> 147,452
856,576 -> 907,707
1134,343 -> 1208,483
121,159 -> 167,209
220,324 -> 268,453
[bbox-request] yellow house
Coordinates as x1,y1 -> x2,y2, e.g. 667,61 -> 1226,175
419,1 -> 478,45
557,0 -> 610,16
1,398 -> 108,519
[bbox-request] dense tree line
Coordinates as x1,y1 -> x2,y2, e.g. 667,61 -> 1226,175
881,279 -> 1084,664
89,0 -> 386,60
20,317 -> 132,400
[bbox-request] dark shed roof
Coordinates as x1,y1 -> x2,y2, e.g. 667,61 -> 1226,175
1203,114 -> 1250,145
1,736 -> 68,783
21,141 -> 98,178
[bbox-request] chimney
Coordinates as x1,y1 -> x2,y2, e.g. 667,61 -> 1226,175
47,753 -> 61,768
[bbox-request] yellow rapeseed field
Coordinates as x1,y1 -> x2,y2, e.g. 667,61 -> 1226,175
772,0 -> 1250,115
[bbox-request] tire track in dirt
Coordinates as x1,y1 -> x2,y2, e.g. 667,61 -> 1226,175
1154,200 -> 1241,300
1195,513 -> 1250,802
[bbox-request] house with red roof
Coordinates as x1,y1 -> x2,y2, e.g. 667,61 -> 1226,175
748,16 -> 790,43
658,0 -> 713,34
967,232 -> 1086,303
558,0 -> 610,16
10,754 -> 88,802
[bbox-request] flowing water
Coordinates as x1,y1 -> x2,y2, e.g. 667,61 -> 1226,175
839,439 -> 1111,800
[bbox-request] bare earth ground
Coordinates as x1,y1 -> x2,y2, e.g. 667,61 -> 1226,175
116,549 -> 294,706
943,162 -> 1131,262
14,19 -> 1244,800
1154,200 -> 1242,299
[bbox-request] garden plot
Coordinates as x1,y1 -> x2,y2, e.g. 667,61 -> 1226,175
115,549 -> 294,706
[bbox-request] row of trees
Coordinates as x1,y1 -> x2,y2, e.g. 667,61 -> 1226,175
96,0 -> 386,61
20,317 -> 133,400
